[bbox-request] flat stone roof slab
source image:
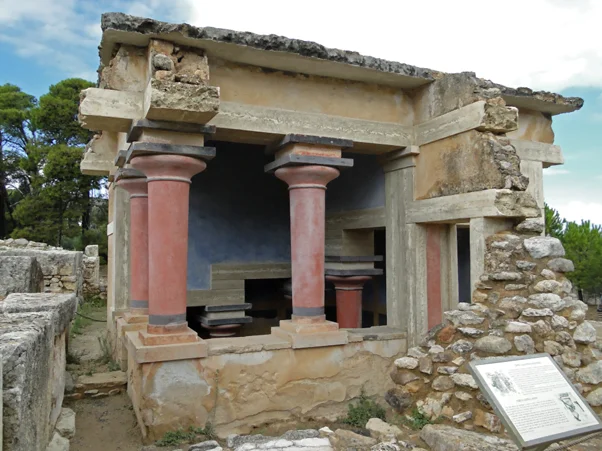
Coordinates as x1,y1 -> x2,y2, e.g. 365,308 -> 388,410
100,13 -> 583,115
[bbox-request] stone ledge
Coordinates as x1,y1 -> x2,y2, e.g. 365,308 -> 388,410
125,330 -> 208,363
207,334 -> 292,356
272,327 -> 349,349
346,326 -> 407,341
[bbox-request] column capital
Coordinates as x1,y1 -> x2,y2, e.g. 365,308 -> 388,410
275,165 -> 340,190
115,168 -> 147,196
130,154 -> 207,183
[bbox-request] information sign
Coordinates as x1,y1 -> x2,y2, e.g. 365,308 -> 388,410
469,354 -> 602,450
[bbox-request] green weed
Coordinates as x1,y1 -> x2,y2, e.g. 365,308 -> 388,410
341,393 -> 386,427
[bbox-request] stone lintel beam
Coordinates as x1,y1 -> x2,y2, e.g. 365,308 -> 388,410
208,102 -> 411,152
407,189 -> 539,224
79,88 -> 144,133
415,100 -> 518,147
509,139 -> 564,168
126,142 -> 216,163
127,119 -> 216,143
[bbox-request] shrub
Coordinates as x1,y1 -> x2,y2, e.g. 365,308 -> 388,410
342,393 -> 386,427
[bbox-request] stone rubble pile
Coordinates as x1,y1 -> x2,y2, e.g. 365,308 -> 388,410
385,218 -> 602,435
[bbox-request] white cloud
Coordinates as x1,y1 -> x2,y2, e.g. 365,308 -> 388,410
2,0 -> 602,92
543,168 -> 571,176
553,200 -> 602,226
183,0 -> 602,92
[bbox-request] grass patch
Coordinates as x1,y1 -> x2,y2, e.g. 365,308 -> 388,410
69,295 -> 105,338
155,424 -> 214,447
341,393 -> 386,428
401,408 -> 438,430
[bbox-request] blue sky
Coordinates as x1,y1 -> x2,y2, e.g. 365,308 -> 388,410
1,0 -> 600,224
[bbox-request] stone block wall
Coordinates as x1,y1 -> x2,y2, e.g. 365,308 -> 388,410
385,218 -> 602,434
83,244 -> 101,297
0,239 -> 101,298
0,256 -> 44,299
0,293 -> 77,451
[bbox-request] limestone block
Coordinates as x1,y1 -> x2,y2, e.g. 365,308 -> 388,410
0,256 -> 44,297
99,44 -> 149,92
365,418 -> 404,441
523,236 -> 565,259
527,293 -> 565,311
573,322 -> 597,344
420,425 -> 518,451
450,373 -> 478,389
79,87 -> 144,132
55,408 -> 76,439
45,432 -> 69,451
0,293 -> 76,451
576,361 -> 602,385
474,336 -> 512,354
586,388 -> 602,407
548,258 -> 575,273
145,79 -> 219,123
331,429 -> 377,449
515,217 -> 545,233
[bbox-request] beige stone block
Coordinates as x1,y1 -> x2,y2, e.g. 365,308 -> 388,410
272,326 -> 349,349
279,319 -> 339,334
125,330 -> 208,363
145,79 -> 219,124
507,108 -> 554,143
79,88 -> 144,132
100,44 -> 149,92
415,130 -> 525,200
207,334 -> 291,355
136,129 -> 205,146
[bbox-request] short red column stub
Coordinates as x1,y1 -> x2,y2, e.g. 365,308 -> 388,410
326,275 -> 371,329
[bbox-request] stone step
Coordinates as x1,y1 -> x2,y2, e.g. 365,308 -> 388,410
66,370 -> 127,400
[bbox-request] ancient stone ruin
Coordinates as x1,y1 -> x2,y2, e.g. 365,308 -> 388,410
0,238 -> 102,299
386,219 -> 602,434
72,11 -> 594,443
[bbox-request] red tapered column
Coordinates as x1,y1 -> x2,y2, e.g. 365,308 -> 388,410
117,175 -> 149,318
130,154 -> 206,336
275,165 -> 339,323
326,275 -> 371,329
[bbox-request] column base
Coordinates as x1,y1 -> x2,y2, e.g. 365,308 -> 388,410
116,315 -> 149,370
139,326 -> 200,346
123,311 -> 149,324
125,330 -> 207,364
272,320 -> 348,349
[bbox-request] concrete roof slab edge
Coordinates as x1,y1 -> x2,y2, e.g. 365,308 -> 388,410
99,12 -> 583,115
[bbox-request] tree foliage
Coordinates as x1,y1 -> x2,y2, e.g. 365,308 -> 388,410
0,79 -> 107,256
544,203 -> 564,239
545,203 -> 602,297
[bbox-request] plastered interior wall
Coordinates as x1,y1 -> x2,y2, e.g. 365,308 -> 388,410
187,149 -> 387,290
187,142 -> 291,290
326,153 -> 385,213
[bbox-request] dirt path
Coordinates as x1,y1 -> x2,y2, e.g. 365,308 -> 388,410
66,393 -> 143,451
